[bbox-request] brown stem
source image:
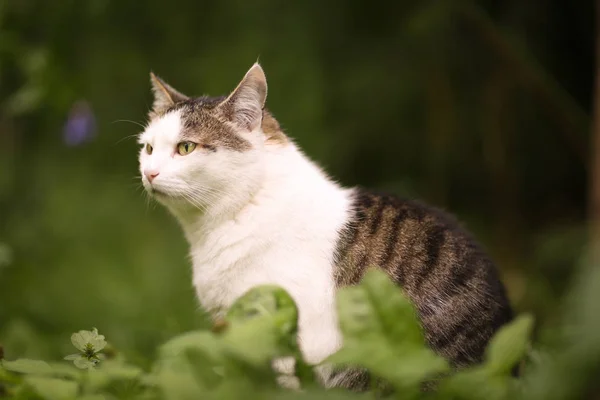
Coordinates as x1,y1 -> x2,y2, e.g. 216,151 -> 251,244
588,0 -> 600,262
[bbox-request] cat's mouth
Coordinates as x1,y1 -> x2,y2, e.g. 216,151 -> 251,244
150,187 -> 170,198
148,186 -> 186,202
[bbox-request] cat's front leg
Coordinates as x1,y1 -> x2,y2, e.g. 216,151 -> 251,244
259,253 -> 342,389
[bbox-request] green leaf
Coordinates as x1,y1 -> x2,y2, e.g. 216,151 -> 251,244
83,361 -> 144,394
485,314 -> 534,375
0,365 -> 22,384
158,331 -> 222,362
224,285 -> 299,365
184,285 -> 300,391
44,363 -> 81,380
0,359 -> 80,383
1,359 -> 53,375
75,396 -> 107,400
226,284 -> 298,336
150,368 -> 205,400
97,361 -> 143,380
438,368 -> 509,400
327,268 -> 449,389
220,317 -> 282,367
183,348 -> 223,390
24,376 -> 78,400
74,358 -> 96,370
152,286 -> 300,394
154,331 -> 225,393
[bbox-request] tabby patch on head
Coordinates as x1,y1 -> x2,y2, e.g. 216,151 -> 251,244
148,64 -> 287,151
138,63 -> 288,213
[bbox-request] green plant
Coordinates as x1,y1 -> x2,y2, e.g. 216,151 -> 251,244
0,267 -> 593,400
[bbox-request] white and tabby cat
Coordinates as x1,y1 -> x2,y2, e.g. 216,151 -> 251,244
138,63 -> 513,390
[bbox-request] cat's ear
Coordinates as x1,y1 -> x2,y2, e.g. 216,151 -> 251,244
219,63 -> 267,131
149,72 -> 189,116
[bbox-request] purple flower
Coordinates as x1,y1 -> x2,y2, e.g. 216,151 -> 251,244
63,100 -> 96,146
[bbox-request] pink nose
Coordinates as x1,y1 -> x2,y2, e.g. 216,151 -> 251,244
144,170 -> 159,183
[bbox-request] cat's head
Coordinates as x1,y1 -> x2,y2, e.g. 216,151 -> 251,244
138,63 -> 287,216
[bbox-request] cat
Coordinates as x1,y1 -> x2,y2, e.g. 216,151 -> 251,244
137,62 -> 514,390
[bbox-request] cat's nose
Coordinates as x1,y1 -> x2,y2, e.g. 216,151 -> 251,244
144,169 -> 160,183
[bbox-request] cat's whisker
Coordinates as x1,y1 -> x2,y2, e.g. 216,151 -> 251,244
137,189 -> 150,210
187,187 -> 222,204
186,186 -> 230,203
180,191 -> 209,212
182,188 -> 212,206
114,134 -> 143,146
112,119 -> 147,129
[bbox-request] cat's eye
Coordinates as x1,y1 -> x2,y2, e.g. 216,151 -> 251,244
177,141 -> 196,156
145,143 -> 153,155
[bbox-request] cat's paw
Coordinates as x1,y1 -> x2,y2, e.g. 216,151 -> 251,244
272,357 -> 300,391
272,356 -> 295,375
276,374 -> 301,391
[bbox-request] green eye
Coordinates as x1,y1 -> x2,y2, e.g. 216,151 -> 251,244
145,144 -> 153,155
177,142 -> 196,155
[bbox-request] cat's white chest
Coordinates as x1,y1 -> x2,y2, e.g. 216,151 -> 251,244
188,220 -> 344,366
189,225 -> 267,314
191,249 -> 272,315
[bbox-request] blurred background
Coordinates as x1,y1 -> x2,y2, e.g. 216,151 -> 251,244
0,0 -> 595,366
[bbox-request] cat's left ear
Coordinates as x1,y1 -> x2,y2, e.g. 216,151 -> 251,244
219,63 -> 267,131
149,72 -> 189,117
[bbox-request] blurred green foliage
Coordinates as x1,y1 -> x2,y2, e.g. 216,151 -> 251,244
2,267 -> 598,399
0,0 -> 596,396
0,270 -> 537,399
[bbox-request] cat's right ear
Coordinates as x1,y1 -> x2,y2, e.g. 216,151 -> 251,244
218,63 -> 267,132
149,72 -> 189,117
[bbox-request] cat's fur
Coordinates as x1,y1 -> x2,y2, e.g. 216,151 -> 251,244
138,63 -> 513,390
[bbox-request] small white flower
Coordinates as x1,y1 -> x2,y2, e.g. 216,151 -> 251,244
64,328 -> 107,369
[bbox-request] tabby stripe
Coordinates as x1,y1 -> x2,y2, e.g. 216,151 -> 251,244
388,219 -> 423,287
356,191 -> 374,210
413,224 -> 445,290
430,305 -> 486,353
441,252 -> 478,298
380,209 -> 405,267
350,252 -> 369,284
369,198 -> 386,235
452,319 -> 490,365
429,320 -> 466,353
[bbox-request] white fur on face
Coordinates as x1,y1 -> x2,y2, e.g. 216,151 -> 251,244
138,110 -> 266,218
